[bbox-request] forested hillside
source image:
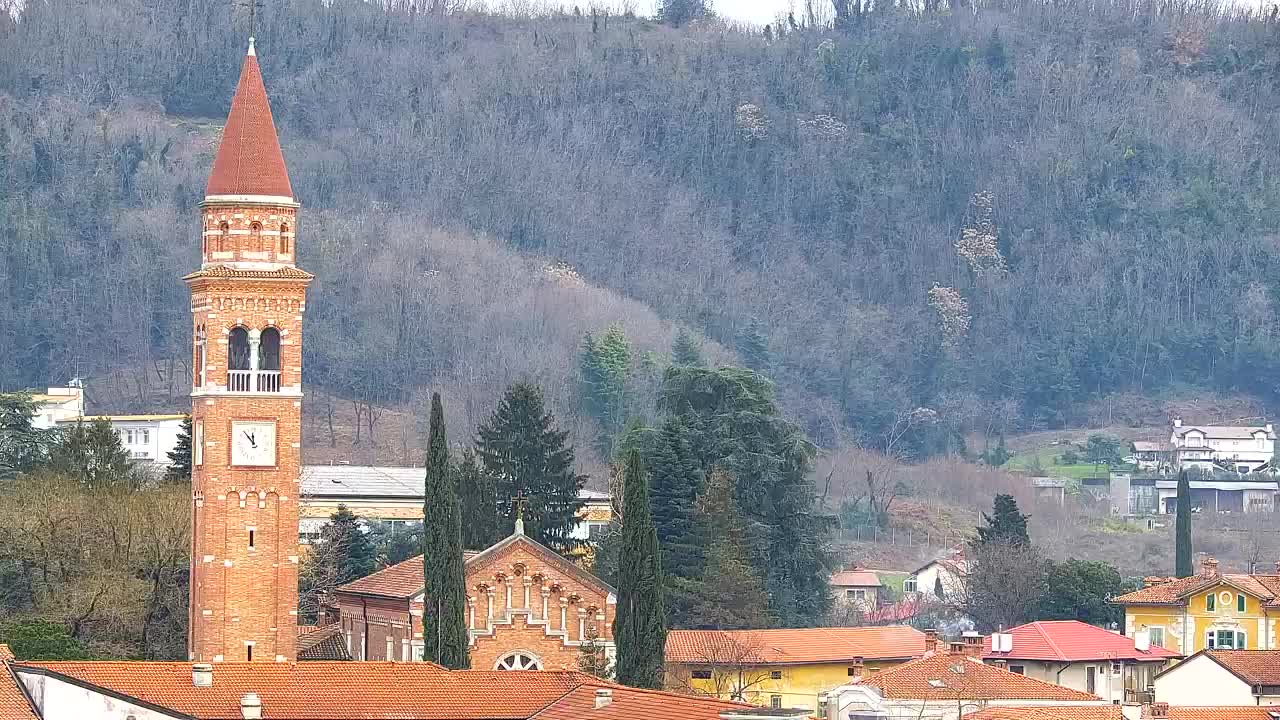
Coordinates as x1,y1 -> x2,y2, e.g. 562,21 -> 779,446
5,0 -> 1280,460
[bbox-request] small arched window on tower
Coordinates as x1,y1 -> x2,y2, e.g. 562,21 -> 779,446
227,327 -> 252,392
250,222 -> 263,253
257,327 -> 281,392
279,224 -> 290,255
218,222 -> 230,253
194,324 -> 207,387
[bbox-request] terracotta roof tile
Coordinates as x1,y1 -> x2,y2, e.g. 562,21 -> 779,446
1157,708 -> 1280,720
1114,572 -> 1280,608
665,626 -> 925,665
17,662 -> 589,719
830,569 -> 883,587
856,653 -> 1100,701
965,708 -> 1123,720
183,265 -> 313,281
296,624 -> 351,661
206,43 -> 293,199
0,649 -> 37,720
1201,649 -> 1280,684
531,683 -> 749,720
982,621 -> 1179,662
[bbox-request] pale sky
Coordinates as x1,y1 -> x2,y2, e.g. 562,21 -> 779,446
643,0 -> 802,26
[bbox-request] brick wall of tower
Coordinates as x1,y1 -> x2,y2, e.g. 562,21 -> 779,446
200,204 -> 298,267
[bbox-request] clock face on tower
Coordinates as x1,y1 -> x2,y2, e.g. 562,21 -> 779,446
231,420 -> 277,467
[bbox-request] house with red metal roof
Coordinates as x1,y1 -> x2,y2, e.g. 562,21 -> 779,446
980,620 -> 1179,705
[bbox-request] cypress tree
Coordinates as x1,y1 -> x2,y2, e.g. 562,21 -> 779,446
457,449 -> 499,550
975,493 -> 1030,547
1175,470 -> 1193,578
670,328 -> 705,367
477,383 -> 586,554
164,416 -> 193,482
613,449 -> 666,689
421,393 -> 469,668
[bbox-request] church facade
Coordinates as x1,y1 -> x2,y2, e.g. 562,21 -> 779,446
186,38 -> 309,663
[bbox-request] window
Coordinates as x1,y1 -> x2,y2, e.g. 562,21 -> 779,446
259,327 -> 281,371
386,636 -> 393,660
903,576 -> 918,593
1239,594 -> 1247,613
194,420 -> 203,466
1086,666 -> 1096,694
588,523 -> 607,543
846,589 -> 867,602
1207,630 -> 1246,649
194,324 -> 207,387
279,224 -> 290,253
691,669 -> 712,680
495,651 -> 543,670
1008,665 -> 1025,675
770,670 -> 782,680
1111,662 -> 1122,676
228,327 -> 251,371
1149,627 -> 1165,648
770,695 -> 782,709
218,221 -> 229,252
248,529 -> 255,549
250,222 -> 263,251
138,429 -> 149,445
246,643 -> 254,661
1207,593 -> 1216,612
847,666 -> 861,676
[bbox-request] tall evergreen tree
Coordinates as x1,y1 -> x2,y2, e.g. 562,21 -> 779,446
421,393 -> 468,668
1175,470 -> 1193,578
647,415 -> 703,623
164,416 -> 193,482
579,325 -> 632,452
47,418 -> 135,489
734,318 -> 771,375
320,505 -> 377,585
975,493 -> 1030,547
457,449 -> 499,550
477,383 -> 586,554
685,469 -> 770,629
670,328 -> 705,367
613,449 -> 665,689
0,392 -> 54,479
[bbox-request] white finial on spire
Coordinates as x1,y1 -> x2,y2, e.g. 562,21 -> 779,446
514,515 -> 524,536
247,36 -> 256,57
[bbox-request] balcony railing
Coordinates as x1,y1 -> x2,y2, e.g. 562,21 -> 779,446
227,370 -> 281,393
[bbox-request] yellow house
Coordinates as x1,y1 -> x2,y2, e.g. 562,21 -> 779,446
664,626 -> 928,711
1114,557 -> 1280,655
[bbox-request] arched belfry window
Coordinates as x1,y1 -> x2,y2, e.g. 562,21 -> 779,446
279,224 -> 290,254
259,328 -> 281,371
228,327 -> 251,370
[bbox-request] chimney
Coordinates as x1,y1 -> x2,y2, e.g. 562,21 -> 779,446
1201,556 -> 1219,578
948,641 -> 966,655
1149,702 -> 1169,719
1173,417 -> 1183,428
594,688 -> 612,709
961,631 -> 983,658
1274,560 -> 1280,575
849,657 -> 865,679
192,663 -> 213,688
1134,630 -> 1150,652
924,629 -> 939,654
240,693 -> 262,720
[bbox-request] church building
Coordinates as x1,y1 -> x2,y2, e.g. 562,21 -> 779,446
185,37 -> 309,663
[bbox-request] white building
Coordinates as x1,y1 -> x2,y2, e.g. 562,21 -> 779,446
910,547 -> 968,601
1170,418 -> 1275,474
1153,649 -> 1280,706
28,386 -> 85,429
55,414 -> 187,467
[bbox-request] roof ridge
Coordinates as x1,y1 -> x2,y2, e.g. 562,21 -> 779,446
1030,621 -> 1067,660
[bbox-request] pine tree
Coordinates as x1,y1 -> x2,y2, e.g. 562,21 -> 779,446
647,415 -> 704,623
0,392 -> 54,479
164,416 -> 193,482
734,318 -> 771,375
457,449 -> 499,550
670,328 -> 705,367
320,505 -> 377,585
686,469 -> 770,629
48,418 -> 135,489
477,383 -> 586,554
421,393 -> 468,668
975,493 -> 1030,547
579,325 -> 632,452
613,449 -> 665,689
1175,470 -> 1193,578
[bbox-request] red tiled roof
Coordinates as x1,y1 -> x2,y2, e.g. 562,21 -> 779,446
830,569 -> 882,587
1157,708 -> 1280,720
206,42 -> 293,199
965,708 -> 1122,720
17,662 -> 582,720
296,623 -> 350,661
665,626 -> 925,665
1198,649 -> 1280,685
183,266 -> 313,281
530,683 -> 749,720
1112,573 -> 1280,608
982,621 -> 1179,662
336,551 -> 481,598
856,654 -> 1100,701
0,646 -> 37,720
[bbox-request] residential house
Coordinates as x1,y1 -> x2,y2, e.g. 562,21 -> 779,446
7,653 -> 770,720
981,620 -> 1179,704
965,704 -> 1280,719
911,548 -> 969,601
1132,441 -> 1171,473
1113,556 -> 1280,655
830,567 -> 883,611
298,464 -> 611,543
1153,649 -> 1280,707
56,414 -> 187,467
28,386 -> 84,430
665,626 -> 927,711
821,638 -> 1106,720
332,518 -> 613,671
0,646 -> 37,720
1170,418 -> 1276,474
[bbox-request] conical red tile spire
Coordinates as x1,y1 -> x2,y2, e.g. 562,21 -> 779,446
205,38 -> 294,199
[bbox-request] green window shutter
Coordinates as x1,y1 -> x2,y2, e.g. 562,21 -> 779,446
1238,594 -> 1246,613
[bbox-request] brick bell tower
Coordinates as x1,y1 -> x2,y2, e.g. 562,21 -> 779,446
186,37 -> 310,663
